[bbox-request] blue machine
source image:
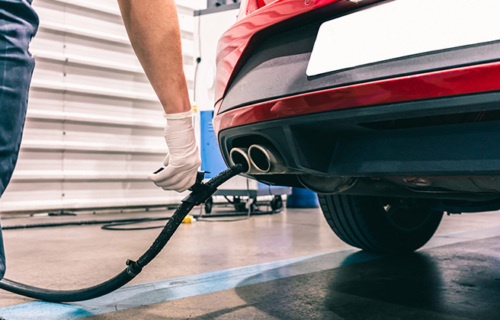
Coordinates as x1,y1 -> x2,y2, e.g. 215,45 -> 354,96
200,111 -> 228,178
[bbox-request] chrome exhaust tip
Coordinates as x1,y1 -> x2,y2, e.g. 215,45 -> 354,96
248,144 -> 288,174
229,148 -> 251,173
248,145 -> 272,173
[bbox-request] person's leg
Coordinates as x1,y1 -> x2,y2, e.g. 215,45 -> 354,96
0,0 -> 39,279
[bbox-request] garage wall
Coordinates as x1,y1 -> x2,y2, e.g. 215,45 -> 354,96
0,0 -> 205,214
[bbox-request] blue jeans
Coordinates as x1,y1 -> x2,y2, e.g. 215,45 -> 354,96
0,0 -> 39,279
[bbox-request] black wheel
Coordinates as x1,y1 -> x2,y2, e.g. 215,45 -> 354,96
318,194 -> 444,254
204,197 -> 213,214
270,196 -> 283,211
233,197 -> 246,212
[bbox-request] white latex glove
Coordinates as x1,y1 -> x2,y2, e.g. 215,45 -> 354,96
149,111 -> 201,192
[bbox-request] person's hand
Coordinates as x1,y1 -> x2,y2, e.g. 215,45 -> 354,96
148,111 -> 201,192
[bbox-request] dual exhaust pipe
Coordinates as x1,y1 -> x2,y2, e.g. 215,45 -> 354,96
229,145 -> 288,175
230,144 -> 357,193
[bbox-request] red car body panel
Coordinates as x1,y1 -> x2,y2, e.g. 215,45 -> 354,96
214,61 -> 500,135
214,0 -> 500,136
214,0 -> 384,110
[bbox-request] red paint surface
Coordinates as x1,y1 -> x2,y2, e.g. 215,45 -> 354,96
214,0 -> 382,104
213,62 -> 500,135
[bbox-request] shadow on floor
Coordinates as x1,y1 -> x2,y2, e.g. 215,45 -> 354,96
189,237 -> 500,320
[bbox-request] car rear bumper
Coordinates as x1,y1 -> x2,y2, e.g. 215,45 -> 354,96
215,60 -> 500,134
217,90 -> 500,197
215,12 -> 500,136
217,18 -> 500,117
218,89 -> 500,176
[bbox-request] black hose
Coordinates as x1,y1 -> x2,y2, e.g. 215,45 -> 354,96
101,218 -> 170,231
2,205 -> 277,232
0,165 -> 244,302
2,217 -> 172,230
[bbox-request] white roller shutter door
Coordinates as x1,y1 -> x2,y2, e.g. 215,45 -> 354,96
0,0 -> 203,214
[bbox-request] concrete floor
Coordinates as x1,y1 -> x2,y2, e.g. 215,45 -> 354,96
0,204 -> 499,319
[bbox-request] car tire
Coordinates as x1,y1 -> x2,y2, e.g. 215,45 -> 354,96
318,194 -> 444,254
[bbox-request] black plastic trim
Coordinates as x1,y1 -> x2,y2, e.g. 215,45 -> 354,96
218,91 -> 500,180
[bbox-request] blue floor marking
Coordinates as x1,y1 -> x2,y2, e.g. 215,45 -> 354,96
1,225 -> 500,320
0,248 -> 365,320
0,301 -> 94,319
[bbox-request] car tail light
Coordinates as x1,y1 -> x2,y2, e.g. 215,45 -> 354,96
238,0 -> 274,19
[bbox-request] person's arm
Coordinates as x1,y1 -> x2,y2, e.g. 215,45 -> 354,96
117,0 -> 189,114
118,0 -> 201,192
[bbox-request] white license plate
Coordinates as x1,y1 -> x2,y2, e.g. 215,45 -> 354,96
307,0 -> 500,77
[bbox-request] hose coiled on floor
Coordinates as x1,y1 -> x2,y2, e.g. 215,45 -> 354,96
0,165 -> 244,302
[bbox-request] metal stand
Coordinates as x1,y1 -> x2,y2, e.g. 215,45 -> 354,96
202,176 -> 291,214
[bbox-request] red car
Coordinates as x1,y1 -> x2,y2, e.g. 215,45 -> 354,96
213,0 -> 500,253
